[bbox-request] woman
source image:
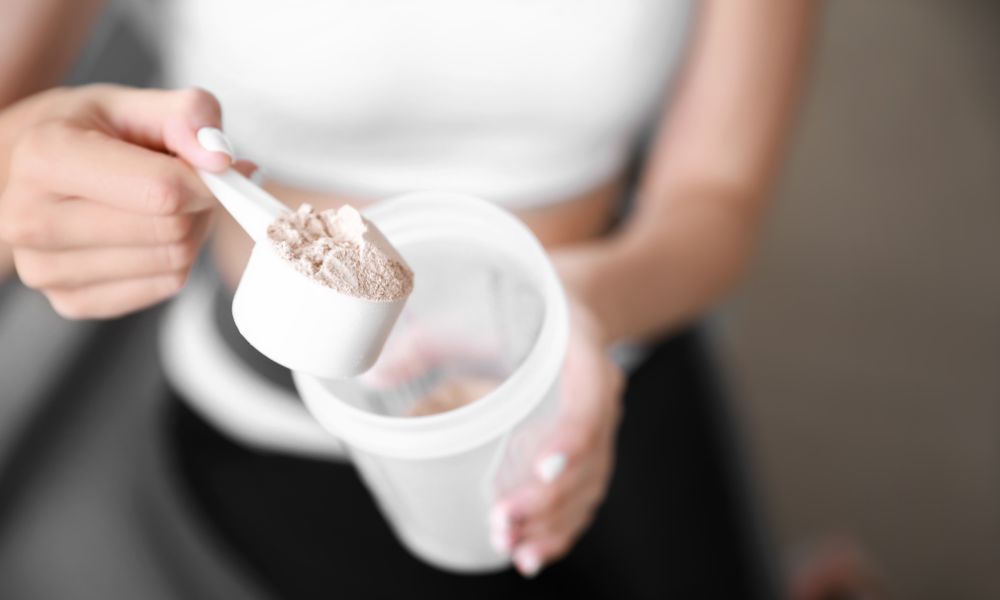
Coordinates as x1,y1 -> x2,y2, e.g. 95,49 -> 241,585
0,1 -> 816,597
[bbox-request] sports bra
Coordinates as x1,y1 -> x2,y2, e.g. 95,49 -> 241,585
139,0 -> 693,207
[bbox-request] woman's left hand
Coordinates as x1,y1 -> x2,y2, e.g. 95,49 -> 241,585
490,298 -> 624,578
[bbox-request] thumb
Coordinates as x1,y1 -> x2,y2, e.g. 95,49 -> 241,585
99,86 -> 233,172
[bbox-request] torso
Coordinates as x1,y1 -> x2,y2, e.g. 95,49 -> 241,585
137,0 -> 695,286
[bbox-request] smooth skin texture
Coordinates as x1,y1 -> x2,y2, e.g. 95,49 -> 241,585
0,0 -> 817,580
0,85 -> 255,318
0,0 -> 105,278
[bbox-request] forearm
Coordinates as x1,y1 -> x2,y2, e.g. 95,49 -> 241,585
554,184 -> 756,343
0,0 -> 104,106
556,0 -> 817,343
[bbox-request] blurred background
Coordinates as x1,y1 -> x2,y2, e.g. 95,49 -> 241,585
717,1 -> 1000,598
0,1 -> 997,599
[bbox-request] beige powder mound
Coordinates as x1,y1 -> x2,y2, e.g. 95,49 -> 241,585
407,377 -> 500,417
267,204 -> 413,301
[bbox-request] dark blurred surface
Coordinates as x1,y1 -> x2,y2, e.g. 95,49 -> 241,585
165,328 -> 773,600
0,304 -> 278,599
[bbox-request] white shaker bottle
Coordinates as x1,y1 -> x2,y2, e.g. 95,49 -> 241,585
295,192 -> 569,573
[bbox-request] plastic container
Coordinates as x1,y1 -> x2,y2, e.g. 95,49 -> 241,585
294,191 -> 569,573
231,239 -> 408,378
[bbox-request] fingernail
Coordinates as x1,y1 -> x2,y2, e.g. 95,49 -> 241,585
536,453 -> 567,484
196,127 -> 234,159
515,548 -> 542,578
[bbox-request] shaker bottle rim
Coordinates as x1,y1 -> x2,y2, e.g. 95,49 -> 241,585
295,192 -> 569,460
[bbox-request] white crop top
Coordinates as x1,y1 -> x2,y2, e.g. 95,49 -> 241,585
143,0 -> 693,207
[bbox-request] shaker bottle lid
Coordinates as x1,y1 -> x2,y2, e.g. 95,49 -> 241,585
193,127 -> 412,379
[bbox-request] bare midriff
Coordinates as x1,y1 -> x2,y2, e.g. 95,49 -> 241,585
211,174 -> 624,291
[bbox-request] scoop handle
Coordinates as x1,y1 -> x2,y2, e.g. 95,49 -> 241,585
195,128 -> 289,243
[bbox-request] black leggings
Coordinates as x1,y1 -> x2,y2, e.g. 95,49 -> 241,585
165,329 -> 774,599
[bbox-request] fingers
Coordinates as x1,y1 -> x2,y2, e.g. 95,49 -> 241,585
8,121 -> 216,215
0,85 -> 234,320
11,205 -> 212,319
513,532 -> 584,579
0,197 -> 214,250
98,86 -> 232,172
490,341 -> 623,577
494,459 -> 607,578
492,440 -> 612,572
45,273 -> 190,320
497,451 -> 606,535
536,453 -> 568,484
13,212 -> 211,288
512,504 -> 594,578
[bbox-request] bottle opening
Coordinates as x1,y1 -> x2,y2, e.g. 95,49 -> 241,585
317,238 -> 545,420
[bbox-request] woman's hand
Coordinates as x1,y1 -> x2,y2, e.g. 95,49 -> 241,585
0,84 -> 238,318
491,298 -> 624,577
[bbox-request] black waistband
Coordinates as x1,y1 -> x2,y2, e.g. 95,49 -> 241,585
163,324 -> 776,599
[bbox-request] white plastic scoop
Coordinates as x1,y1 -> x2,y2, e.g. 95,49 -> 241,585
194,127 -> 410,379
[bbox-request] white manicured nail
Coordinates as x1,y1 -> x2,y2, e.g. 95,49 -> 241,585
196,127 -> 234,158
536,453 -> 566,483
515,549 -> 542,578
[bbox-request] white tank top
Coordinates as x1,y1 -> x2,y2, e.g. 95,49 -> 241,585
147,0 -> 693,207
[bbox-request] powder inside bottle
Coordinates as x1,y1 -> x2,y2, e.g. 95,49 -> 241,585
407,377 -> 499,417
266,204 -> 414,301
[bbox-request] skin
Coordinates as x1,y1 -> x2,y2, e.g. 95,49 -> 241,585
0,0 -> 104,278
0,0 -> 817,580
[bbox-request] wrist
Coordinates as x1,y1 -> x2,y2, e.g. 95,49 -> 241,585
552,248 -> 615,347
568,295 -> 611,349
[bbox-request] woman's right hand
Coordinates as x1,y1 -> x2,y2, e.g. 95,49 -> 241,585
0,84 -> 234,318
